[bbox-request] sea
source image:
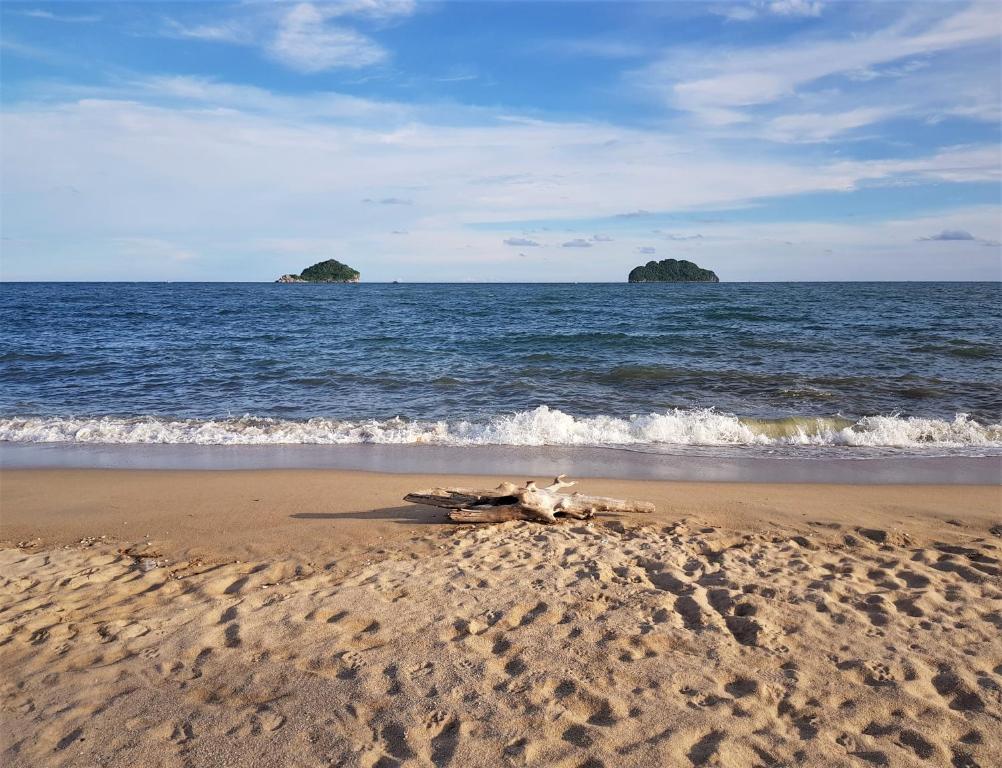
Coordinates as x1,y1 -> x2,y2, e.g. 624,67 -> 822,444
1,282 -> 1000,481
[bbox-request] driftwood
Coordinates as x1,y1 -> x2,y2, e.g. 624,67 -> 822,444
403,475 -> 655,524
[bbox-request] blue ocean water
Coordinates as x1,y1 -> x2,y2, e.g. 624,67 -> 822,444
1,282 -> 1000,454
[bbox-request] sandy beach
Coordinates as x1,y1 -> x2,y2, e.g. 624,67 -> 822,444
1,469 -> 1000,767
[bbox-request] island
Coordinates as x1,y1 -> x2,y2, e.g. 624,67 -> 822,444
276,259 -> 360,283
628,258 -> 719,283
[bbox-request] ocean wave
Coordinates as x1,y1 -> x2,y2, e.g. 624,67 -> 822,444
1,407 -> 1000,449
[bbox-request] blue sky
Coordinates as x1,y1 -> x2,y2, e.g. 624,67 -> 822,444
1,0 -> 1000,281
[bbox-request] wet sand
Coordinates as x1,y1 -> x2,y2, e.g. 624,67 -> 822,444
4,442 -> 1001,484
1,469 -> 1000,767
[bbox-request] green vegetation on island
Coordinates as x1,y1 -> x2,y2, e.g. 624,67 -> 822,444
628,258 -> 719,283
276,259 -> 360,283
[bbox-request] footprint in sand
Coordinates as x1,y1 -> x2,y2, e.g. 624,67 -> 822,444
687,730 -> 725,766
896,729 -> 935,760
337,650 -> 366,680
379,722 -> 413,760
382,664 -> 402,695
407,660 -> 434,678
224,623 -> 241,648
674,595 -> 705,631
423,710 -> 448,729
429,717 -> 460,766
724,677 -> 758,698
931,666 -> 985,712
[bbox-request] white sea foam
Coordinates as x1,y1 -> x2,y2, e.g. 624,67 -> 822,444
1,407 -> 1000,449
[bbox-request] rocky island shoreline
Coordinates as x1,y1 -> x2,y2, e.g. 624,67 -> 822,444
277,259 -> 360,283
628,258 -> 719,282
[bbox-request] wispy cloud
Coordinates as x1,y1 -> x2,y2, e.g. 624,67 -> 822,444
120,75 -> 408,122
364,197 -> 412,205
433,71 -> 479,83
269,3 -> 388,72
712,0 -> 824,23
767,0 -> 825,18
636,246 -> 656,255
919,228 -> 975,241
14,9 -> 100,23
661,233 -> 704,241
763,107 -> 898,143
561,238 -> 592,248
326,1 -> 417,21
162,19 -> 254,44
615,210 -> 653,219
591,234 -> 613,242
0,36 -> 73,65
156,1 -> 418,73
918,228 -> 999,246
641,1 -> 1001,127
847,58 -> 929,83
539,37 -> 648,59
504,237 -> 540,247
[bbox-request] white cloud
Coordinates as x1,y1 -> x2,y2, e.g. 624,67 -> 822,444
539,38 -> 648,59
504,238 -> 540,247
269,3 -> 388,72
129,75 -> 408,122
712,0 -> 823,23
763,107 -> 897,143
767,0 -> 824,18
636,246 -> 657,255
434,72 -> 479,83
323,0 -> 417,20
158,1 -> 418,73
615,210 -> 654,219
364,197 -> 412,205
15,9 -> 100,23
162,19 -> 254,44
662,233 -> 703,242
562,238 -> 592,248
714,6 -> 758,23
919,228 -> 975,241
833,145 -> 1002,185
641,1 -> 1001,126
846,58 -> 929,83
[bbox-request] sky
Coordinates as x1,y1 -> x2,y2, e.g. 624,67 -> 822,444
1,0 -> 1000,282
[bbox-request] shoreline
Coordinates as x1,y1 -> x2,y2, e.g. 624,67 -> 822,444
3,442 -> 1001,484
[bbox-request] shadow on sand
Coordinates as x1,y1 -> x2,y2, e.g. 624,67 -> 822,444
289,505 -> 451,526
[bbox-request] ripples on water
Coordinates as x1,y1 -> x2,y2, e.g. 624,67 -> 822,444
1,282 -> 999,454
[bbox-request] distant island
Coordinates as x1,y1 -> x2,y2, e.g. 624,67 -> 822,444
277,259 -> 360,283
628,258 -> 719,283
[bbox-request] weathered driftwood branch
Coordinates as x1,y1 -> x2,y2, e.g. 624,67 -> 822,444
403,475 -> 655,524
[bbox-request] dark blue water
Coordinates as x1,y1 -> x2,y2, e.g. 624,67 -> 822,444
1,282 -> 1000,453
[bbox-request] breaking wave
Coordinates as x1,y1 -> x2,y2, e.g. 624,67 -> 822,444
1,407 -> 1000,450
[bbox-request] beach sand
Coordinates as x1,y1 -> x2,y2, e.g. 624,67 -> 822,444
1,469 -> 1000,767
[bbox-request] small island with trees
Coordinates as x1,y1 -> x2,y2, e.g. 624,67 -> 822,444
276,259 -> 360,283
628,258 -> 719,283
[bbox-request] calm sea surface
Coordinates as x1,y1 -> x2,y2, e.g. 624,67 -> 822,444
1,282 -> 1000,456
